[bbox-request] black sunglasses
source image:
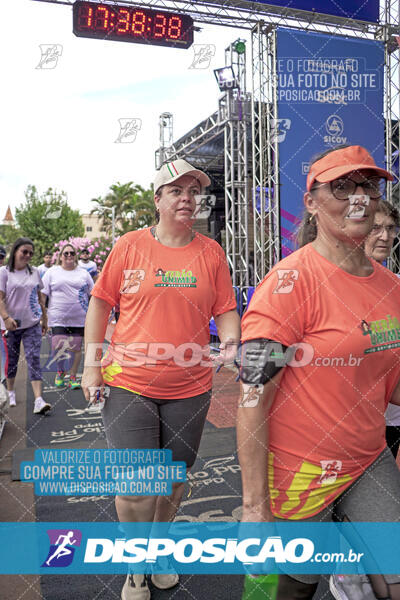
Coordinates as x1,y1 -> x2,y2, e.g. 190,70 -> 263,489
311,177 -> 385,200
63,251 -> 76,257
21,249 -> 34,257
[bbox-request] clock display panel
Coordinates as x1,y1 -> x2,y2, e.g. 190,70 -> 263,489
73,1 -> 194,48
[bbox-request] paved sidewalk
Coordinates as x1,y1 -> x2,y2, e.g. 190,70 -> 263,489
0,360 -> 41,600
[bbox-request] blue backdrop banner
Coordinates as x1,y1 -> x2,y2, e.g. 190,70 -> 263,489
276,28 -> 384,256
247,0 -> 379,23
191,1 -> 379,23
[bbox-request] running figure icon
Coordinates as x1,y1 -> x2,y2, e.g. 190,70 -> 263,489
46,531 -> 77,566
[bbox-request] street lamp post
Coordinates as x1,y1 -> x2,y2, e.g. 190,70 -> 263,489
102,207 -> 116,246
112,205 -> 115,247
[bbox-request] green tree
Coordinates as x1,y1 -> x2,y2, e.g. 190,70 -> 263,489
0,225 -> 24,253
16,185 -> 84,264
91,182 -> 155,235
126,184 -> 155,232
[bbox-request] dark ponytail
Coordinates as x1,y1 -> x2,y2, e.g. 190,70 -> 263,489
296,211 -> 318,248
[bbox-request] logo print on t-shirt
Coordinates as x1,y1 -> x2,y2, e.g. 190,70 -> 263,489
362,314 -> 400,354
154,269 -> 197,288
78,284 -> 90,311
29,285 -> 42,319
120,270 -> 145,294
319,460 -> 342,485
273,269 -> 299,294
359,320 -> 372,336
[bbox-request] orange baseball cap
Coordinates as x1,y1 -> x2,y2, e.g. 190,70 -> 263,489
306,145 -> 393,192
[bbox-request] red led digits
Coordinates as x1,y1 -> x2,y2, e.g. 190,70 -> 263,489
96,6 -> 109,30
168,16 -> 182,39
73,1 -> 193,48
132,11 -> 146,35
154,14 -> 167,38
77,5 -> 93,29
116,8 -> 130,33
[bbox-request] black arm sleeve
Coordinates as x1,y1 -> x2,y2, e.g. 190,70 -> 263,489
238,338 -> 291,385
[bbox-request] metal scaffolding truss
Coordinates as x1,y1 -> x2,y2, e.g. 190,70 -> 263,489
251,22 -> 279,286
33,0 -> 386,34
154,105 -> 227,197
155,112 -> 174,170
162,38 -> 252,290
382,0 -> 400,271
223,40 -> 251,289
156,109 -> 226,170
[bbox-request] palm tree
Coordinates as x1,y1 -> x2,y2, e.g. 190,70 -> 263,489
122,184 -> 155,233
91,182 -> 155,234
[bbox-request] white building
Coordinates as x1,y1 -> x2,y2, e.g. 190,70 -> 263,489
81,213 -> 107,240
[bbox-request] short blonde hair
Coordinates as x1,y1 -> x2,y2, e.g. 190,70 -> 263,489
57,244 -> 78,266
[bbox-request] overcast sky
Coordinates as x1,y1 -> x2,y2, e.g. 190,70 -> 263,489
1,1 -> 249,218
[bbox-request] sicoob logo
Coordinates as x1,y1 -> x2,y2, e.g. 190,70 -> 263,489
42,529 -> 82,567
324,114 -> 347,145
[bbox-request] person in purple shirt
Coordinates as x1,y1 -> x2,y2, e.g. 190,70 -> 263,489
0,238 -> 50,414
42,244 -> 94,390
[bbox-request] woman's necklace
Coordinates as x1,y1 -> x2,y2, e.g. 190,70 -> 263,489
152,226 -> 194,245
153,227 -> 161,242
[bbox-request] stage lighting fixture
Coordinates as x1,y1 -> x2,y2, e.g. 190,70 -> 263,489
234,41 -> 246,54
214,66 -> 238,91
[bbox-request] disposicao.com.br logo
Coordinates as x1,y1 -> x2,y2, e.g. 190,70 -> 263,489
1,522 -> 394,575
40,525 -> 367,574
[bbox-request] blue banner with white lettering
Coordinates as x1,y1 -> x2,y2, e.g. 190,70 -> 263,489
0,522 -> 399,574
276,28 -> 384,256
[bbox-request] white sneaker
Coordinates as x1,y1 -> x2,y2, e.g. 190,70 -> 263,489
8,391 -> 16,407
151,572 -> 179,589
121,574 -> 150,600
329,575 -> 375,600
33,397 -> 51,415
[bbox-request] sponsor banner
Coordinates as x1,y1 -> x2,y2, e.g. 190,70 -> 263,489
0,522 -> 399,574
20,449 -> 186,496
249,0 -> 379,22
192,0 -> 379,23
276,28 -> 384,254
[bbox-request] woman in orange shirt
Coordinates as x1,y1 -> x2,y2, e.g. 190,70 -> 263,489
238,146 -> 400,599
82,159 -> 240,600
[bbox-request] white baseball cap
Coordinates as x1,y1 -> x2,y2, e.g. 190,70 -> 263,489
154,159 -> 211,192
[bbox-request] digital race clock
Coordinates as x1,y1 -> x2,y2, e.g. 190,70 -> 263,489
73,1 -> 194,49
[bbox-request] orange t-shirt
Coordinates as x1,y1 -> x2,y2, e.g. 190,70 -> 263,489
91,228 -> 237,399
241,243 -> 400,520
